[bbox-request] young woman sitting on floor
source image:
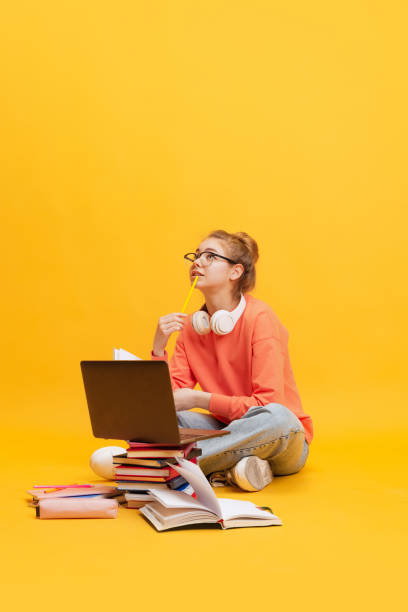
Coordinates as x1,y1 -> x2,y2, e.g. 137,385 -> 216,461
151,229 -> 313,492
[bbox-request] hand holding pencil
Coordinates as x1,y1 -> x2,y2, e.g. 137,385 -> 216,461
152,276 -> 198,357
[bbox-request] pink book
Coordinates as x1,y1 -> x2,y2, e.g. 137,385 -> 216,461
28,485 -> 118,500
37,497 -> 118,519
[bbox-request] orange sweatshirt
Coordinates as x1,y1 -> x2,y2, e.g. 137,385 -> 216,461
151,293 -> 313,444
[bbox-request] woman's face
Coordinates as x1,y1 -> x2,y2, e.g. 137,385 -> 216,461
189,238 -> 243,291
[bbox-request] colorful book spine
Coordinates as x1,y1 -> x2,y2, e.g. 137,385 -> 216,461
114,443 -> 198,496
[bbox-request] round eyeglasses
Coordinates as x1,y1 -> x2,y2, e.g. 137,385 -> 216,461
183,251 -> 238,267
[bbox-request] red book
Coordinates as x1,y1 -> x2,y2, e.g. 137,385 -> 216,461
126,441 -> 196,459
115,457 -> 197,482
115,475 -> 171,483
114,465 -> 180,479
127,442 -> 185,448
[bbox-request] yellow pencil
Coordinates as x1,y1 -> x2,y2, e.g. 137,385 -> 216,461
181,275 -> 198,313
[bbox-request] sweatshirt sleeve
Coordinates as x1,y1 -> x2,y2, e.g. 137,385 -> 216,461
151,334 -> 197,391
209,310 -> 285,422
151,349 -> 169,361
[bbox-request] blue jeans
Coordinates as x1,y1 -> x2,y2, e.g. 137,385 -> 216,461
177,403 -> 309,477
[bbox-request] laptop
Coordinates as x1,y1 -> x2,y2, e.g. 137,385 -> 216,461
80,360 -> 229,445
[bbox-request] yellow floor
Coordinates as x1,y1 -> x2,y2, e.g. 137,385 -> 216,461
2,384 -> 407,611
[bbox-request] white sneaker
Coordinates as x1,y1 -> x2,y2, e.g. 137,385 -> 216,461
209,456 -> 273,492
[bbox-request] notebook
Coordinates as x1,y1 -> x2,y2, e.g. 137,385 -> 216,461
80,360 -> 229,445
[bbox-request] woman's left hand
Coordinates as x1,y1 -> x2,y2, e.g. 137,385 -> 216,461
173,388 -> 197,411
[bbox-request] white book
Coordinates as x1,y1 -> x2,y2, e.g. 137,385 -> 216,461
125,492 -> 155,501
113,348 -> 142,360
139,458 -> 282,531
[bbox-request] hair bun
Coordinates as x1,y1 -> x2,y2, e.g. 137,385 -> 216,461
234,232 -> 259,264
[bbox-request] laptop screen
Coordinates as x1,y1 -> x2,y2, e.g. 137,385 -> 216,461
80,361 -> 182,444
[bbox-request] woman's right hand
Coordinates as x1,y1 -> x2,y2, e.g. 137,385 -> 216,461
153,313 -> 188,356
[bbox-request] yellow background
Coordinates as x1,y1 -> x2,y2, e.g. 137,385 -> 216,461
1,1 -> 407,610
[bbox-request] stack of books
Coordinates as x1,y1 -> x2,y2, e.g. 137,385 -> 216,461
113,441 -> 201,508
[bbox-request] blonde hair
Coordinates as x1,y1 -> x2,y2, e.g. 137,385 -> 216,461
205,230 -> 259,298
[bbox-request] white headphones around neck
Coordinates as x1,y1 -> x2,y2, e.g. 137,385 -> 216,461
191,294 -> 247,335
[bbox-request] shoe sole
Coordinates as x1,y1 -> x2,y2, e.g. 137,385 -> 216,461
232,456 -> 273,491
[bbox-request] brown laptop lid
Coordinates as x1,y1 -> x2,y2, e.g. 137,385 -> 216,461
80,360 -> 229,445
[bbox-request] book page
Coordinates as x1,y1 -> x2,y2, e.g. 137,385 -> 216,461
169,458 -> 222,517
148,488 -> 215,513
223,518 -> 282,528
140,504 -> 218,531
218,498 -> 282,522
113,348 -> 142,360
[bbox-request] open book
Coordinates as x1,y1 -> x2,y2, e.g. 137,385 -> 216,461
113,348 -> 142,360
139,458 -> 282,531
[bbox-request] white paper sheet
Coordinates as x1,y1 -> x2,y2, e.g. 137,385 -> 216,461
113,348 -> 142,360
